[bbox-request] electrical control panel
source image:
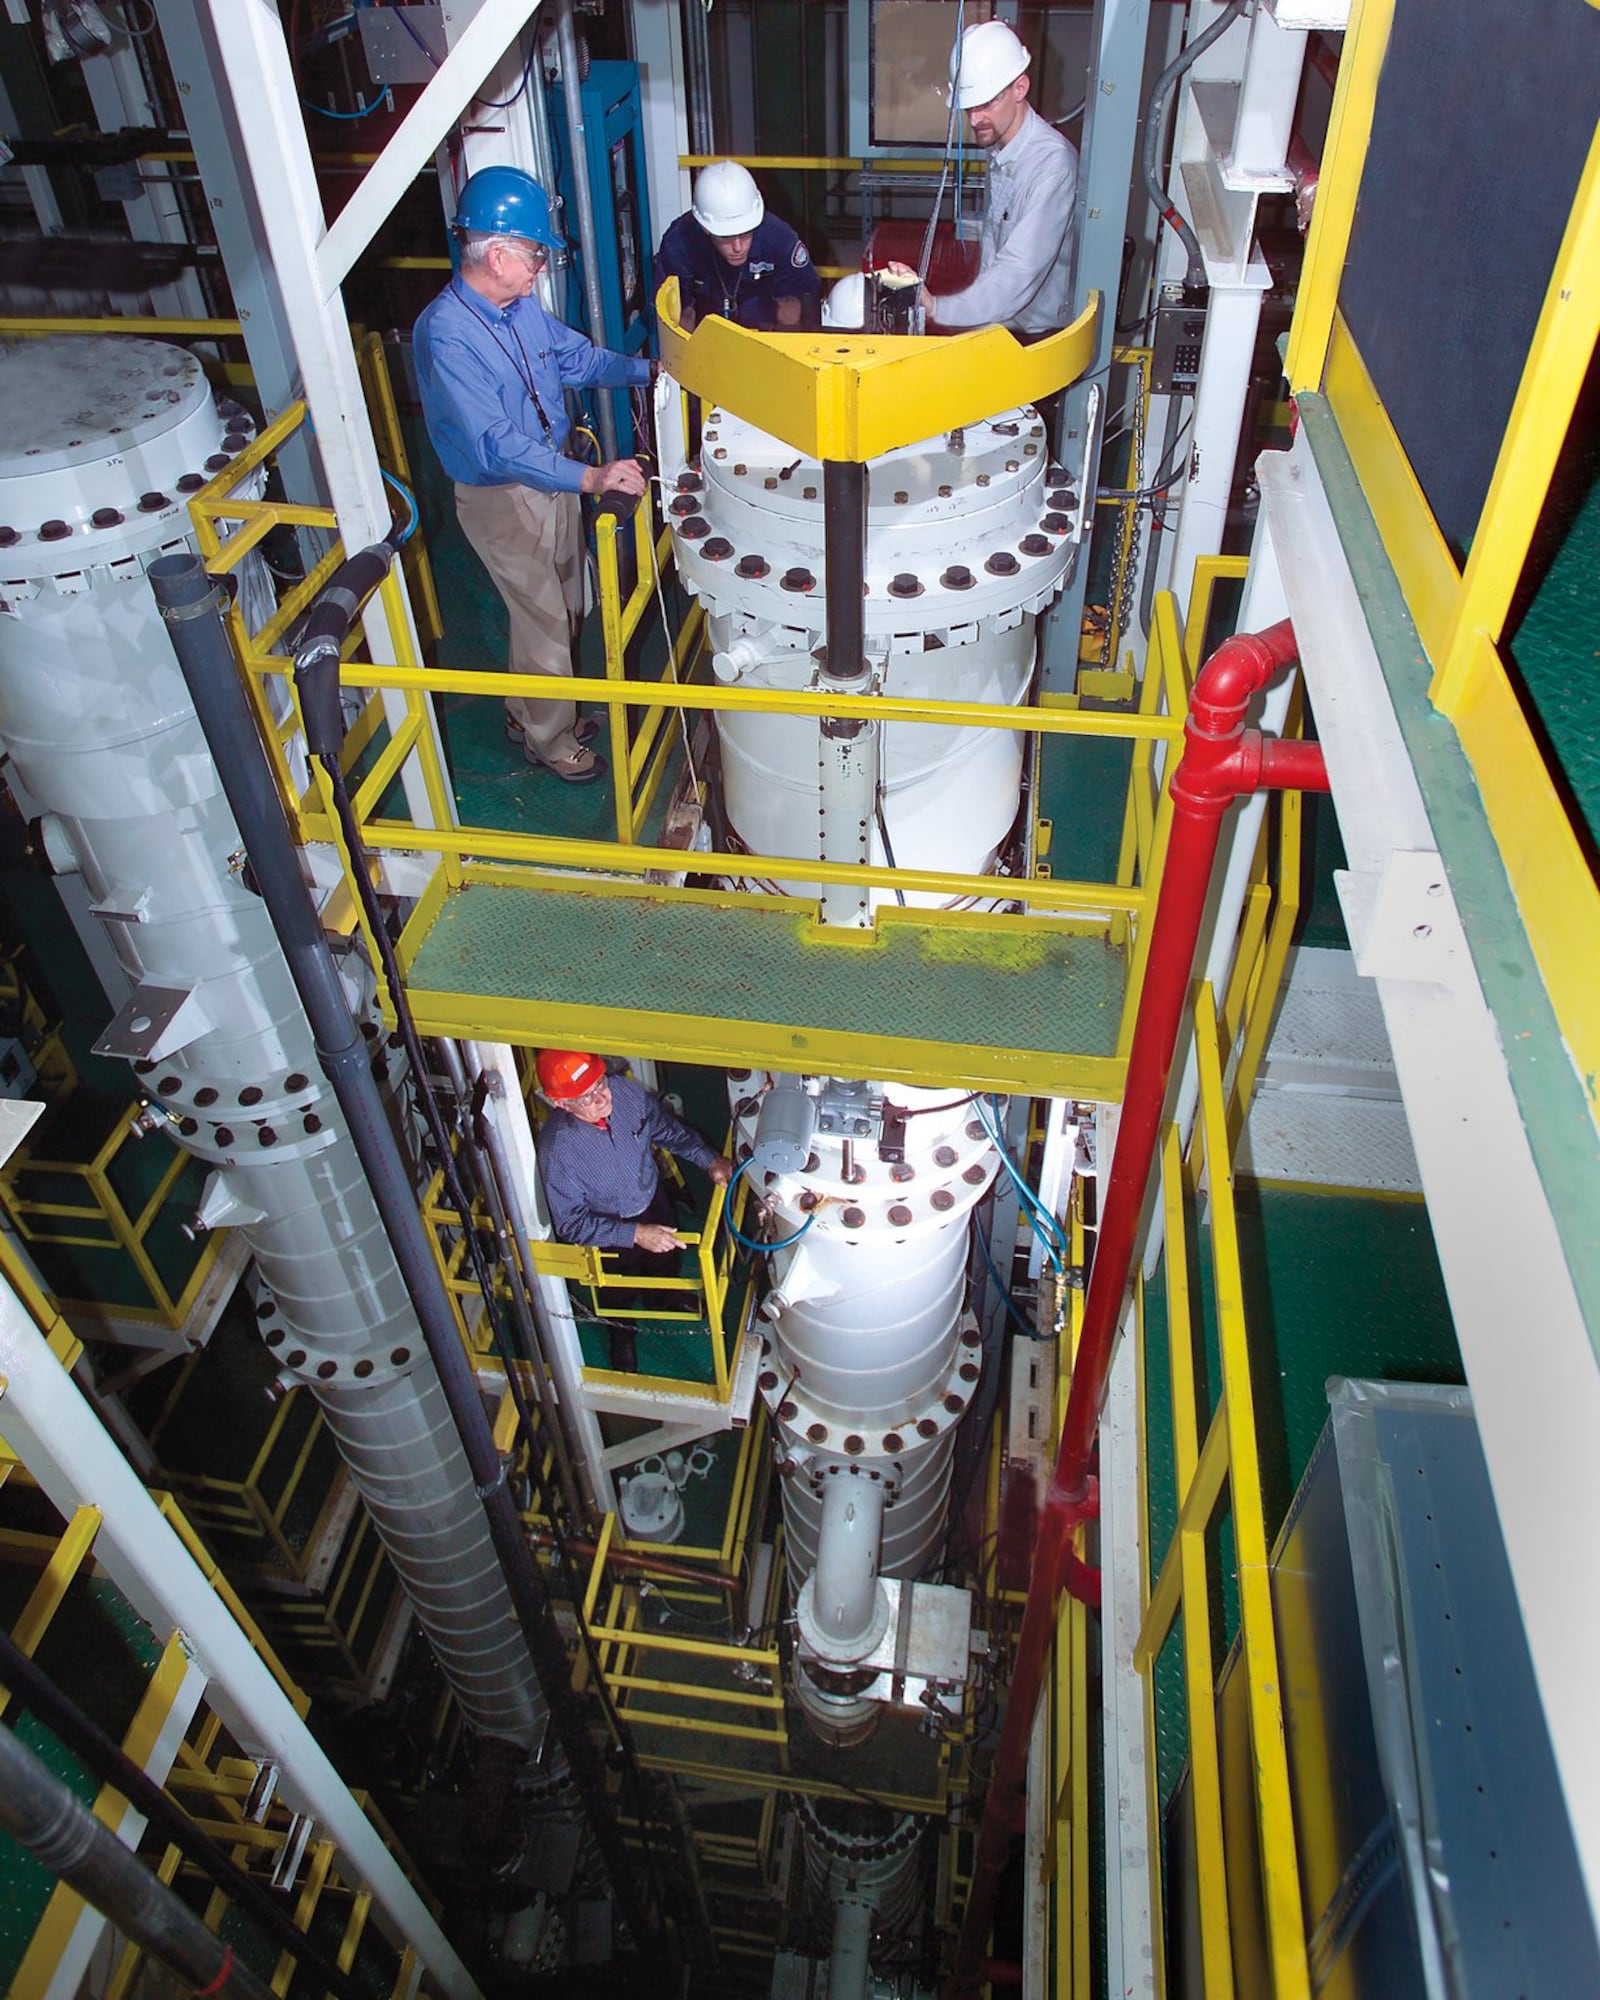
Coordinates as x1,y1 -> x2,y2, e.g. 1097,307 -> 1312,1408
1151,296 -> 1208,394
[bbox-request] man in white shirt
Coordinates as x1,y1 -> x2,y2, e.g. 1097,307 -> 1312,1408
888,21 -> 1079,338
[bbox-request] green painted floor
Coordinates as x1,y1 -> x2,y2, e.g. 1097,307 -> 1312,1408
1505,390 -> 1600,857
1140,1180 -> 1462,1808
410,882 -> 1125,1068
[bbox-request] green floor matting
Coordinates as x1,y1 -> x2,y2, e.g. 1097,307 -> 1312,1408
1140,1179 -> 1462,1808
406,883 -> 1127,1097
1505,374 -> 1600,858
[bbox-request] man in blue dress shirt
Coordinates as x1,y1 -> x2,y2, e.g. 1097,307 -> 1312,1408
414,168 -> 653,785
536,1049 -> 733,1372
654,160 -> 822,333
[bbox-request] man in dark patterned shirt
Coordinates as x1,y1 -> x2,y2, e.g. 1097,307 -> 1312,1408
535,1050 -> 733,1371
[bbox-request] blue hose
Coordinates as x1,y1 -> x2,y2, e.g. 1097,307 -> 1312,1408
380,468 -> 418,546
974,1095 -> 1068,1274
723,1157 -> 816,1255
301,91 -> 387,120
974,1217 -> 1051,1343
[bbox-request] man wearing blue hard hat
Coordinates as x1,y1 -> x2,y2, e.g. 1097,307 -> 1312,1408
414,167 -> 654,785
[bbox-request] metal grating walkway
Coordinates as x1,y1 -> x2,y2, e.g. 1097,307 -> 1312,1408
402,877 -> 1130,1096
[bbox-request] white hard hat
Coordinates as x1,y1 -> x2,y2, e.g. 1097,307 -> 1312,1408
692,160 -> 764,237
951,20 -> 1031,111
821,274 -> 867,330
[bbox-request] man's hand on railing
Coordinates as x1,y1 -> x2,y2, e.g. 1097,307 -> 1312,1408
633,1220 -> 684,1254
707,1155 -> 735,1186
581,457 -> 648,499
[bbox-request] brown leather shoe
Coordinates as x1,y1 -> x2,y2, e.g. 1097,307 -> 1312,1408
538,744 -> 608,785
507,714 -> 600,748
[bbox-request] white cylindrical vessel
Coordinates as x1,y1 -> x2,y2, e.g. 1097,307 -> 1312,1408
0,336 -> 546,1750
798,1797 -> 924,1993
735,1072 -> 997,1740
667,400 -> 1077,909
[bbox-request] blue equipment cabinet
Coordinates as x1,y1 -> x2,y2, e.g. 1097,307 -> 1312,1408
546,60 -> 654,456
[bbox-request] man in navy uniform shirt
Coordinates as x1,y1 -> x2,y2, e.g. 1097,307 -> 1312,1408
654,160 -> 822,332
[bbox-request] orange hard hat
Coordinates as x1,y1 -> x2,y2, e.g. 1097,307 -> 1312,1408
537,1049 -> 607,1102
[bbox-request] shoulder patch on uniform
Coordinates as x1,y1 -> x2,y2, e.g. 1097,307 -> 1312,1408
791,240 -> 811,268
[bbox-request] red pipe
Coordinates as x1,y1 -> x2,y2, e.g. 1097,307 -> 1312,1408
943,619 -> 1326,1999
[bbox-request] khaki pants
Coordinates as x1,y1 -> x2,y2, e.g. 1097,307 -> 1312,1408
454,481 -> 585,762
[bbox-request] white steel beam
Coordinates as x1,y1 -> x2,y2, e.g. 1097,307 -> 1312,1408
0,1279 -> 487,2000
629,0 -> 692,236
1100,1324 -> 1156,2000
1259,430 -> 1600,1932
318,0 -> 542,295
189,0 -> 447,826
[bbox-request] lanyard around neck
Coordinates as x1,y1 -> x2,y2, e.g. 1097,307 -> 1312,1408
463,291 -> 558,446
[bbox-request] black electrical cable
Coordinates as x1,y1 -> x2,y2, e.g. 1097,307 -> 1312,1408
873,785 -> 908,907
1139,0 -> 1250,295
291,590 -> 702,1974
0,1629 -> 367,2000
152,552 -> 663,1970
1099,407 -> 1196,501
0,1722 -> 276,2000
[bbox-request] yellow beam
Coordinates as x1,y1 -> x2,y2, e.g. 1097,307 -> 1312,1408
1284,0 -> 1396,391
0,315 -> 244,338
657,278 -> 1100,463
1434,118 -> 1600,710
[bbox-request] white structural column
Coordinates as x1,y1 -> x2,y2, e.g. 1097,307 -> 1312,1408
191,0 -> 405,549
629,0 -> 693,243
1259,431 -> 1600,1932
319,0 -> 546,294
78,40 -> 209,321
180,0 -> 451,831
465,1042 -> 617,1518
0,1279 -> 486,2000
1152,1 -> 1301,612
1098,1322 -> 1157,2000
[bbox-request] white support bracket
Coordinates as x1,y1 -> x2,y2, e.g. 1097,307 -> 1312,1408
317,0 -> 544,295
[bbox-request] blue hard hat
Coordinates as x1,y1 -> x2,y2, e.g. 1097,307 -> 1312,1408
451,167 -> 562,251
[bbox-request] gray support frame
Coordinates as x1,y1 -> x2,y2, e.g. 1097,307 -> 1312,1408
1040,0 -> 1154,694
149,0 -> 323,510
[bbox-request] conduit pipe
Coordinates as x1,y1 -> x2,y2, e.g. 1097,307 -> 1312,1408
0,1628 -> 365,2000
150,554 -> 658,1962
0,1719 -> 277,2000
945,618 -> 1325,1999
827,1898 -> 876,2000
553,0 -> 617,459
797,1471 -> 891,1663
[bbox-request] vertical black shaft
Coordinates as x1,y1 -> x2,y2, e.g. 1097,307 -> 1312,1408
147,551 -> 657,1964
822,458 -> 867,687
0,1720 -> 277,2000
0,1629 -> 365,2000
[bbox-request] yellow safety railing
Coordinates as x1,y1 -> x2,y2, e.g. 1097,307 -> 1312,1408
0,1101 -> 223,1333
0,948 -> 74,1096
182,403 -> 1188,1068
1132,979 -> 1312,2000
353,325 -> 444,656
578,1508 -> 788,1748
142,1719 -> 430,2000
1105,556 -> 1245,1009
147,1360 -> 349,1585
421,1117 -> 754,1403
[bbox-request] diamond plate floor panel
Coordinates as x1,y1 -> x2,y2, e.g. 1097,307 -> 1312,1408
1244,946 -> 1421,1191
